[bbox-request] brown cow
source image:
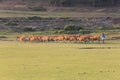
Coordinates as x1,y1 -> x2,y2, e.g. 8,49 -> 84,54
64,35 -> 77,41
77,35 -> 89,43
64,35 -> 71,40
17,35 -> 25,42
48,36 -> 55,41
68,35 -> 77,41
27,35 -> 37,42
36,36 -> 42,42
40,36 -> 48,42
88,36 -> 100,43
48,35 -> 65,42
57,35 -> 65,41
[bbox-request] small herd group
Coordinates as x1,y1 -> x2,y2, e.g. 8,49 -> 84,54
17,35 -> 101,43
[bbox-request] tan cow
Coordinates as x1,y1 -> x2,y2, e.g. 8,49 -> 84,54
27,35 -> 36,42
88,36 -> 100,43
17,35 -> 25,42
40,36 -> 49,42
77,35 -> 89,43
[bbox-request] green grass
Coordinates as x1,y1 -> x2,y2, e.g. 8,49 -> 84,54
0,10 -> 120,18
0,40 -> 120,80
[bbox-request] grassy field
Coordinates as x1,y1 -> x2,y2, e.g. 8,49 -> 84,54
0,40 -> 120,80
0,10 -> 120,18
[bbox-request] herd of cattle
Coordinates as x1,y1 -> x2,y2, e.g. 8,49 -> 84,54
17,35 -> 101,43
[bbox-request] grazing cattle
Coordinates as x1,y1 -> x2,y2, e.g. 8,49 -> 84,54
17,35 -> 101,43
52,36 -> 59,41
27,36 -> 49,42
57,35 -> 65,41
48,36 -> 64,41
88,36 -> 100,43
28,35 -> 36,42
64,35 -> 77,41
64,35 -> 71,40
48,36 -> 55,41
68,35 -> 77,41
77,35 -> 89,43
40,36 -> 48,42
17,36 -> 25,42
36,36 -> 42,42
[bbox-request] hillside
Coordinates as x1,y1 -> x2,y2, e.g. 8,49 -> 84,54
0,0 -> 120,13
0,0 -> 119,35
0,17 -> 120,32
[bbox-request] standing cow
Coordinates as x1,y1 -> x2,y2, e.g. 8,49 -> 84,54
17,36 -> 26,42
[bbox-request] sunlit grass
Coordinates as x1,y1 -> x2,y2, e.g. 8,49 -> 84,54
0,41 -> 120,80
0,10 -> 120,18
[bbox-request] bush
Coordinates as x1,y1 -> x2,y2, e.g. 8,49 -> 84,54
0,36 -> 8,38
5,22 -> 18,26
58,30 -> 65,34
60,17 -> 77,21
79,30 -> 86,34
65,31 -> 78,34
32,6 -> 47,11
79,29 -> 92,34
64,24 -> 75,31
53,30 -> 65,34
64,24 -> 83,31
115,26 -> 120,29
27,16 -> 42,20
23,26 -> 36,32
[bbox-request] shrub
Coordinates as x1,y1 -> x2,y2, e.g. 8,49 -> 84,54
0,36 -> 8,38
64,24 -> 83,31
58,30 -> 65,34
79,30 -> 86,34
53,30 -> 65,34
114,26 -> 120,29
64,24 -> 75,31
23,26 -> 36,32
63,31 -> 78,34
5,22 -> 18,26
79,29 -> 92,34
27,16 -> 42,20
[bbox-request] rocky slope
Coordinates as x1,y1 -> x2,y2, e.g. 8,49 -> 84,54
0,17 -> 120,31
